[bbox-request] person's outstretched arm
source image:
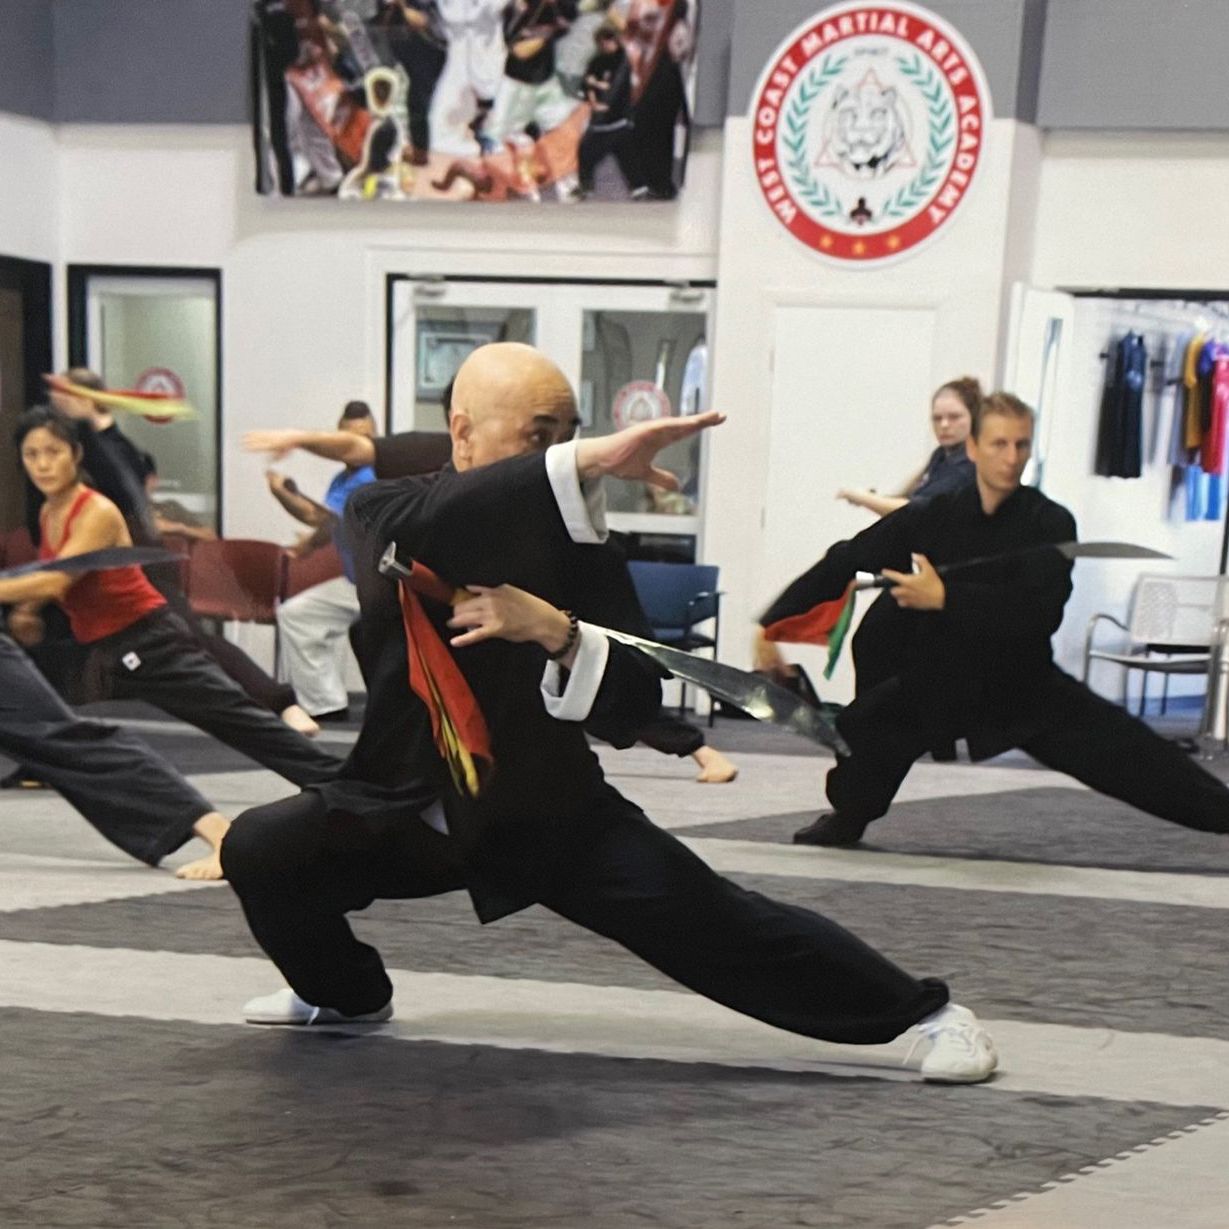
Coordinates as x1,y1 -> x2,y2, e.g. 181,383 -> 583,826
244,428 -> 376,469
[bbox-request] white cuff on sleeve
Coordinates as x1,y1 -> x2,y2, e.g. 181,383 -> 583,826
545,440 -> 608,544
540,623 -> 609,722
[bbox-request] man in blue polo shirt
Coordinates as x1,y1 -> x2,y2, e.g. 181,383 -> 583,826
270,401 -> 377,721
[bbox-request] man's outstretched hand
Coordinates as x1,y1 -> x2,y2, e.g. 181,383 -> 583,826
575,411 -> 725,489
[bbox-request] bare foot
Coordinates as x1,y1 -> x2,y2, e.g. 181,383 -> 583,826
692,745 -> 738,784
281,704 -> 320,738
178,812 -> 230,880
175,850 -> 225,880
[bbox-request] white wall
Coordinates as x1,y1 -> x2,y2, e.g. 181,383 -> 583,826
0,112 -> 59,263
55,123 -> 723,541
1032,132 -> 1229,291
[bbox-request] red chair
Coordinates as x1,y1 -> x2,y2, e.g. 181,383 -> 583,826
281,542 -> 344,602
187,539 -> 284,625
3,527 -> 37,567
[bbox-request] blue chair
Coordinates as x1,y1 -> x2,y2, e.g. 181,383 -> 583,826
627,561 -> 722,726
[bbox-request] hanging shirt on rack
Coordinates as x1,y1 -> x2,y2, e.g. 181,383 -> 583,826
1199,340 -> 1229,474
1183,332 -> 1209,450
1095,331 -> 1146,478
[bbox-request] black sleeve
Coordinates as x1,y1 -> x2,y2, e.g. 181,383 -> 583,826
759,504 -> 918,628
942,505 -> 1077,641
910,458 -> 975,507
371,432 -> 453,480
77,426 -> 158,544
581,638 -> 665,747
348,451 -> 573,588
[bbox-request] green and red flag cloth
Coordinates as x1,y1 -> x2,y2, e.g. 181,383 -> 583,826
392,559 -> 493,800
43,374 -> 197,422
762,582 -> 856,680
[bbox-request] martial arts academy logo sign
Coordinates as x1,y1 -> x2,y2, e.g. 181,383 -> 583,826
751,1 -> 991,264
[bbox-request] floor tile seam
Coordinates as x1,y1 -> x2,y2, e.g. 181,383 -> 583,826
4,939 -> 1229,1088
927,1111 -> 1229,1227
679,837 -> 1229,906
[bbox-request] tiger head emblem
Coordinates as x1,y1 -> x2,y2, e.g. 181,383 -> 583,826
822,79 -> 909,179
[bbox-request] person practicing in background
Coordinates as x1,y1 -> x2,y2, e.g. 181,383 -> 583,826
574,22 -> 645,199
837,377 -> 981,519
757,391 -> 1229,849
267,400 -> 379,723
0,626 -> 231,879
375,0 -> 447,165
245,385 -> 739,783
223,343 -> 996,1083
1,407 -> 346,790
429,0 -> 508,157
139,452 -> 217,542
43,369 -> 320,738
484,0 -> 581,173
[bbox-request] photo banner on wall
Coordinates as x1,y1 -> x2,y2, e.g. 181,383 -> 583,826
750,1 -> 992,266
252,1 -> 699,204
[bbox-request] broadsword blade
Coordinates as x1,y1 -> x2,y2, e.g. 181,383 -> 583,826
603,628 -> 849,755
0,546 -> 182,582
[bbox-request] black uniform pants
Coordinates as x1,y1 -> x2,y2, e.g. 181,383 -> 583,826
578,125 -> 644,193
387,33 -> 446,154
222,789 -> 948,1043
87,610 -> 344,788
828,671 -> 1229,835
0,633 -> 208,865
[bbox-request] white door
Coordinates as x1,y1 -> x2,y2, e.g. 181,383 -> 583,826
761,304 -> 937,704
999,283 -> 1076,491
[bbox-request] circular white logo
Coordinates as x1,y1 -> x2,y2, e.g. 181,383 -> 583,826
612,381 -> 673,431
751,1 -> 992,265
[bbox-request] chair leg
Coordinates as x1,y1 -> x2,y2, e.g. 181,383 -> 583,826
678,680 -> 687,720
1161,671 -> 1169,716
1137,671 -> 1147,719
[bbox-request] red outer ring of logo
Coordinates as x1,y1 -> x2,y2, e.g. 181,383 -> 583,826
751,4 -> 987,263
135,366 -> 187,399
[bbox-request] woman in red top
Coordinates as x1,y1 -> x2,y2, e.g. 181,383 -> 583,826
0,407 -> 343,810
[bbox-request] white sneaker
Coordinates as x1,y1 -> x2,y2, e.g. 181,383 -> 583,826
906,1003 -> 998,1083
242,987 -> 393,1026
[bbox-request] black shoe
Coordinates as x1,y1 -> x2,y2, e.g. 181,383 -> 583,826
313,707 -> 351,724
0,766 -> 47,790
792,812 -> 869,847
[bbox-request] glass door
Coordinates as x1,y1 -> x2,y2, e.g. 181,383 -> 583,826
387,277 -> 715,551
74,269 -> 221,532
389,280 -> 541,433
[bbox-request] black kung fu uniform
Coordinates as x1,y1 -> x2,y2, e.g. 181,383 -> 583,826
761,483 -> 1229,837
222,444 -> 949,1039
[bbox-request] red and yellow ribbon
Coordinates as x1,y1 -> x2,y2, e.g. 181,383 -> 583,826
44,374 -> 197,422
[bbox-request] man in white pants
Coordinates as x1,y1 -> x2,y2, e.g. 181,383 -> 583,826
429,0 -> 508,156
271,402 -> 378,721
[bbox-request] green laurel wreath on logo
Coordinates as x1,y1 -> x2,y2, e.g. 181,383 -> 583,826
880,53 -> 955,220
781,55 -> 849,220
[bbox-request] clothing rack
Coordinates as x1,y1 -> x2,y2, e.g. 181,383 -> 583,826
1072,289 -> 1229,570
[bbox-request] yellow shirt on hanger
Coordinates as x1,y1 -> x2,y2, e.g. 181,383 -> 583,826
1184,332 -> 1209,450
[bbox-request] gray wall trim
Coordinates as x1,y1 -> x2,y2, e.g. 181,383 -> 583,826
0,0 -> 54,120
52,0 -> 252,125
726,0 -> 1034,122
1014,0 -> 1048,126
693,0 -> 734,129
1037,0 -> 1229,131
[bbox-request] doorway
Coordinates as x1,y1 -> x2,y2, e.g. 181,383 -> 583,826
386,275 -> 715,554
0,255 -> 52,533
